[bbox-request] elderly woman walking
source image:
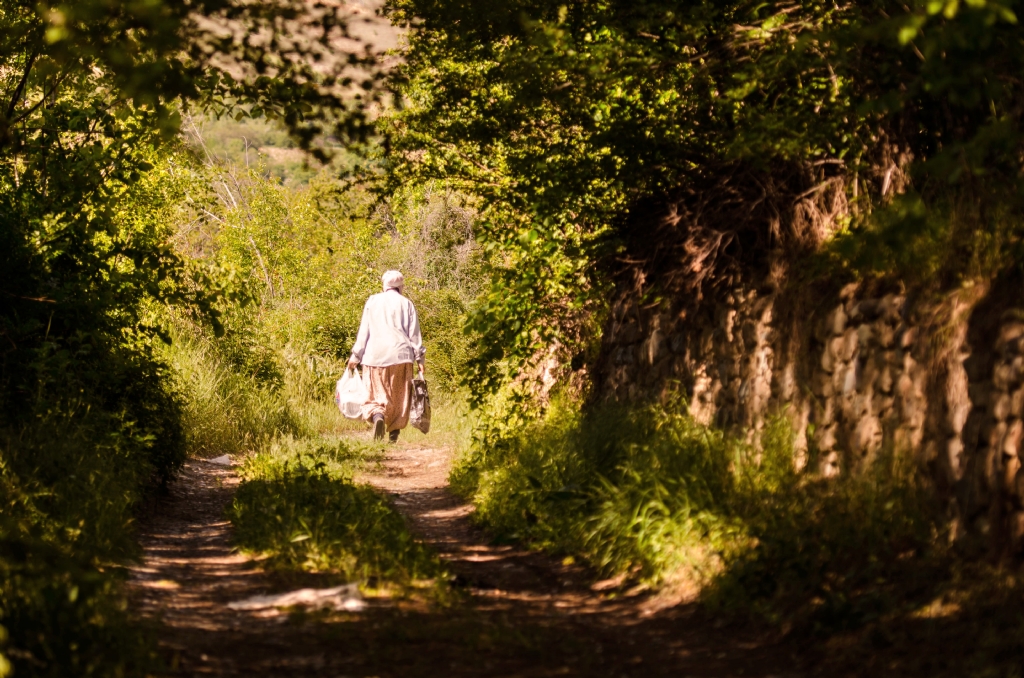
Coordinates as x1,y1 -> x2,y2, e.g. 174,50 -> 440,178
347,270 -> 426,442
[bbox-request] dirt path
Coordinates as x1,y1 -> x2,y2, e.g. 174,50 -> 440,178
129,447 -> 803,677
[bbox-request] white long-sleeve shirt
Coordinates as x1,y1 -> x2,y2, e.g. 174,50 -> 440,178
349,289 -> 426,367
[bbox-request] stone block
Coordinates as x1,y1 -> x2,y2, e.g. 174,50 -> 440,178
947,437 -> 964,479
997,322 -> 1024,350
1003,419 -> 1024,457
857,323 -> 875,348
814,398 -> 837,426
1012,387 -> 1024,418
1014,355 -> 1024,383
948,402 -> 971,435
819,345 -> 836,374
879,364 -> 894,394
643,329 -> 665,365
841,328 -> 859,361
829,333 -> 845,358
989,421 -> 1009,454
1005,454 -> 1022,495
900,326 -> 918,349
828,304 -> 848,335
877,323 -> 896,349
821,450 -> 841,478
812,370 -> 835,398
994,362 -> 1016,390
859,356 -> 879,391
842,362 -> 859,396
872,392 -> 895,418
896,373 -> 915,399
879,294 -> 905,322
852,415 -> 883,457
992,392 -> 1013,421
816,423 -> 838,451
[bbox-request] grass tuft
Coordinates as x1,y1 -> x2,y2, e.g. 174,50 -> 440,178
230,437 -> 444,587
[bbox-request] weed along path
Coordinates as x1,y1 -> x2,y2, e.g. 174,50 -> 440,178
129,448 -> 801,678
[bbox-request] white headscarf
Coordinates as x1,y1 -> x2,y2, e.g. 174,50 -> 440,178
382,270 -> 405,292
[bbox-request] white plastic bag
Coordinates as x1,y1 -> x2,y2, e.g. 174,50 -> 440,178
409,377 -> 431,433
334,368 -> 368,420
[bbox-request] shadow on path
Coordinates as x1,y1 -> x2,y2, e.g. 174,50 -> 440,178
128,450 -> 803,677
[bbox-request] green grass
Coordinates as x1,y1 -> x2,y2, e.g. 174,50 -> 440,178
456,395 -> 1024,674
230,436 -> 445,587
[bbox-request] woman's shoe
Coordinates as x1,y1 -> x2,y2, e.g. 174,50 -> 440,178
372,415 -> 385,441
388,429 -> 400,443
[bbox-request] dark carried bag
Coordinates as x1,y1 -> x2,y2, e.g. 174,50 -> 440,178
409,377 -> 431,433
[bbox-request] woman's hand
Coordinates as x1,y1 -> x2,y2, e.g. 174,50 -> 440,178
347,357 -> 359,371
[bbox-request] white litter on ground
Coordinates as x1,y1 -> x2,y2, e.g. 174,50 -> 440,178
206,455 -> 233,466
227,584 -> 366,612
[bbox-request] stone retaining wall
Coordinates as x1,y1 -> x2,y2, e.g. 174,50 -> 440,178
595,275 -> 1024,554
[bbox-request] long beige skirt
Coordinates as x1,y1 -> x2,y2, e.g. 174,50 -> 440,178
360,363 -> 414,432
